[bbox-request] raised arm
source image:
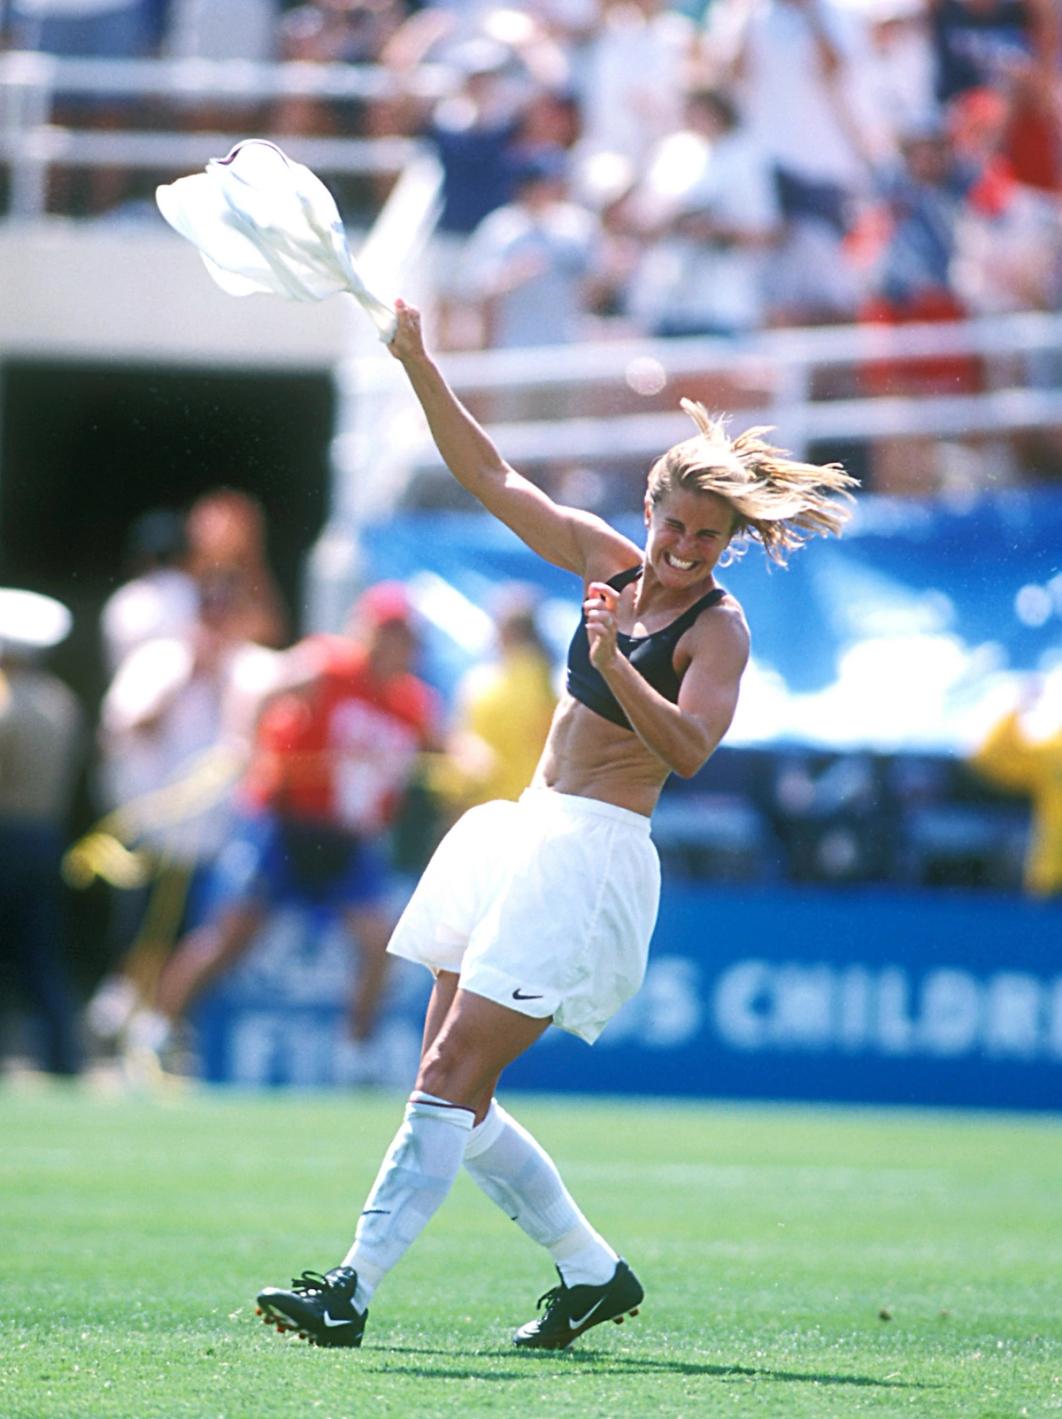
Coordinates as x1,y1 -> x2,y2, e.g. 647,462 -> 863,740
387,301 -> 638,578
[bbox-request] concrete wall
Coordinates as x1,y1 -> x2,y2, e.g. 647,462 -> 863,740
0,219 -> 356,370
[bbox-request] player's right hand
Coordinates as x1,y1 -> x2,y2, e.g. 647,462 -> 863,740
584,581 -> 620,671
387,298 -> 427,362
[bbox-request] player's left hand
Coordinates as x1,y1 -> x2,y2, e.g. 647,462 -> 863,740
584,582 -> 619,671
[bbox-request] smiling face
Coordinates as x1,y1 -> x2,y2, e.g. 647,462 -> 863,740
643,488 -> 735,589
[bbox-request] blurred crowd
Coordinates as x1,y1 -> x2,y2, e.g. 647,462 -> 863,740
2,0 -> 1061,344
0,489 -> 567,1080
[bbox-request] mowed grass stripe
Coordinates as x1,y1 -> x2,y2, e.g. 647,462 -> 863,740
1,1085 -> 1059,1419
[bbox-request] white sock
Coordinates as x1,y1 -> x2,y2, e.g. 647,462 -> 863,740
342,1090 -> 474,1310
124,1008 -> 172,1054
463,1101 -> 619,1287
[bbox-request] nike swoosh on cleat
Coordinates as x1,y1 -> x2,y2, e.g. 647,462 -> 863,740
512,989 -> 544,1001
568,1298 -> 607,1330
322,1312 -> 356,1328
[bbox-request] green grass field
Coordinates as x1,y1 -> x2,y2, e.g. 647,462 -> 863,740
2,1083 -> 1060,1419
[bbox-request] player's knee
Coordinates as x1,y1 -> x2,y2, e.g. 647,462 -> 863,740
416,1036 -> 490,1112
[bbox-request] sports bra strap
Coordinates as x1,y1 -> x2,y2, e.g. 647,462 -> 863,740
665,585 -> 727,639
605,565 -> 725,640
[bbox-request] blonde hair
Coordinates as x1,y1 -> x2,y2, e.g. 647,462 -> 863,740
646,400 -> 858,566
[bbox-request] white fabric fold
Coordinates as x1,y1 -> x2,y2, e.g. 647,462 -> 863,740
156,140 -> 396,341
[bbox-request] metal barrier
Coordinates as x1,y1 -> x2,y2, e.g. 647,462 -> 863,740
0,50 -> 450,219
334,310 -> 1062,488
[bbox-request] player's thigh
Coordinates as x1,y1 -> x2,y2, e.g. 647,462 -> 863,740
416,986 -> 550,1109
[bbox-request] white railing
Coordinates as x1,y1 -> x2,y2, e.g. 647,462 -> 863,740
0,50 -> 452,219
335,310 -> 1062,477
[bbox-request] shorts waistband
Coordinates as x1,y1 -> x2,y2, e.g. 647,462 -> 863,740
518,787 -> 652,835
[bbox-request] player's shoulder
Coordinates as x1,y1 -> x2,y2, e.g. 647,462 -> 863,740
692,588 -> 751,659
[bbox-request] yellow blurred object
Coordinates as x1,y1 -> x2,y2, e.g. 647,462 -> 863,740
971,709 -> 1062,896
62,832 -> 154,890
455,646 -> 557,807
62,744 -> 243,889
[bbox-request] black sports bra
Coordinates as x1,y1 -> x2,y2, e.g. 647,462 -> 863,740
565,565 -> 726,731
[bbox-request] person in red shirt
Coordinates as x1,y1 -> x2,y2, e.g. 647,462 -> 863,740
133,582 -> 439,1071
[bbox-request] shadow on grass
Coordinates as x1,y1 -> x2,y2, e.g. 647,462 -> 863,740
366,1346 -> 932,1389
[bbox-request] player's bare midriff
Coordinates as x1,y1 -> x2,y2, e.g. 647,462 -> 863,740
532,694 -> 670,818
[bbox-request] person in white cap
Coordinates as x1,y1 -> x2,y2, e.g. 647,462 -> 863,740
0,589 -> 84,1075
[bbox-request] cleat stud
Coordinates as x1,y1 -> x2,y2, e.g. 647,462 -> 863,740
255,1307 -> 262,1316
298,1332 -> 307,1340
629,1308 -> 639,1317
613,1316 -> 624,1325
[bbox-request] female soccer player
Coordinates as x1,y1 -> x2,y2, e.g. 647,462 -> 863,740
256,299 -> 856,1351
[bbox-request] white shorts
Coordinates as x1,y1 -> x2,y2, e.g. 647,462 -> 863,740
387,788 -> 661,1044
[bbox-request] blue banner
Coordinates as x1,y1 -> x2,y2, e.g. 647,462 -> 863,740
195,885 -> 1062,1111
504,883 -> 1062,1112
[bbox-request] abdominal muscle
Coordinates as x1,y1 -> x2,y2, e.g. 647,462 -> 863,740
530,693 -> 669,818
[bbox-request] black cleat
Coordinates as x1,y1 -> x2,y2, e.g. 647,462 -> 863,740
513,1260 -> 644,1350
256,1266 -> 367,1348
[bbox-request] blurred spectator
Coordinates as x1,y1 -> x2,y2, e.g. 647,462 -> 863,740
185,489 -> 289,648
517,83 -> 583,154
929,0 -> 1061,192
859,0 -> 940,159
129,580 -> 440,1080
270,0 -> 402,144
859,118 -> 984,419
574,0 -> 699,174
0,590 -> 83,1076
439,583 -> 558,812
100,508 -> 198,676
969,675 -> 1062,896
706,0 -> 878,325
86,573 -> 282,1050
7,0 -> 161,213
958,182 -> 1062,314
462,145 -> 602,350
930,0 -> 1057,99
948,87 -> 1062,313
623,84 -> 781,338
864,120 -> 977,327
384,30 -> 533,345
